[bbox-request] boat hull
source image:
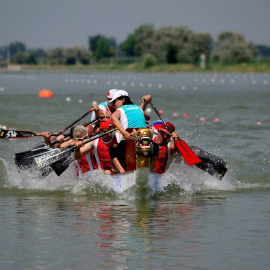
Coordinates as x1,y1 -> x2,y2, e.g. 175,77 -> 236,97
111,170 -> 163,194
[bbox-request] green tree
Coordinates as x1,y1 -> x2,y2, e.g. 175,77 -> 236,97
94,37 -> 110,60
211,31 -> 256,64
25,53 -> 37,64
119,24 -> 154,56
143,54 -> 157,68
9,41 -> 27,57
47,47 -> 66,65
89,35 -> 115,60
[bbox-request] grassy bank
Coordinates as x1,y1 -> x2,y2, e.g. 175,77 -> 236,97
16,62 -> 270,73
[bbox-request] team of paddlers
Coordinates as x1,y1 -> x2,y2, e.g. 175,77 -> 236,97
41,89 -> 182,178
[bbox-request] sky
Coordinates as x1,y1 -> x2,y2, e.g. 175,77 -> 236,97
1,0 -> 270,50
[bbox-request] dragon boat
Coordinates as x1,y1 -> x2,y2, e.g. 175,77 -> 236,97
108,127 -> 163,195
107,127 -> 227,195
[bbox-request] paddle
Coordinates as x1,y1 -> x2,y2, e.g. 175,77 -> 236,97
0,130 -> 43,139
147,100 -> 201,166
29,128 -> 117,169
1,108 -> 93,140
189,146 -> 227,180
14,117 -> 102,173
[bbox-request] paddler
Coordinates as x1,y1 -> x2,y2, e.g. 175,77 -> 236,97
108,91 -> 156,173
108,90 -> 151,140
152,121 -> 181,174
70,125 -> 98,178
74,118 -> 120,175
90,89 -> 118,121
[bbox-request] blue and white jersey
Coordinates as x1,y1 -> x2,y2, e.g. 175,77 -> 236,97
118,104 -> 146,130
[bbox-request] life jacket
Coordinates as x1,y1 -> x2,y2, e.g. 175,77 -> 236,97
74,149 -> 98,178
153,137 -> 173,174
93,134 -> 119,170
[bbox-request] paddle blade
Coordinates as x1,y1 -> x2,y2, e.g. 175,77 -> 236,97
32,146 -> 75,169
14,147 -> 50,171
0,129 -> 41,139
50,153 -> 75,176
190,146 -> 227,179
174,139 -> 201,166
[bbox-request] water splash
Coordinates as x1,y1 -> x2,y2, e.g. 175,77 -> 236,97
1,157 -> 270,199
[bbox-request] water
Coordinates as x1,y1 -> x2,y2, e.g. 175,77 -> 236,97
0,70 -> 270,269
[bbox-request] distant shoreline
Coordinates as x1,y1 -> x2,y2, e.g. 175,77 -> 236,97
2,63 -> 270,73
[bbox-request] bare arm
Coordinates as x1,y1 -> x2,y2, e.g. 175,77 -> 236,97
74,140 -> 94,159
111,110 -> 134,140
170,131 -> 180,155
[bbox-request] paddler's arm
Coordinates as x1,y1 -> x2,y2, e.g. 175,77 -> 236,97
111,110 -> 135,140
92,104 -> 104,118
74,140 -> 94,159
42,131 -> 52,147
140,95 -> 151,121
170,131 -> 180,155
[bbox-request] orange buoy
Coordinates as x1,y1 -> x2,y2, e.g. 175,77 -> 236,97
39,89 -> 53,98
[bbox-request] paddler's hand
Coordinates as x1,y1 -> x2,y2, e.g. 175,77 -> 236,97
142,95 -> 152,103
92,104 -> 100,111
74,141 -> 83,148
102,111 -> 111,118
171,132 -> 180,141
56,134 -> 65,142
123,131 -> 135,140
42,131 -> 51,138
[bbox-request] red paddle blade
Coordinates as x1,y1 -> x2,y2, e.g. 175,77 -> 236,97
175,139 -> 201,166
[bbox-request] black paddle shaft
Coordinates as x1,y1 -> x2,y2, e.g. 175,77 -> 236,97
147,101 -> 173,133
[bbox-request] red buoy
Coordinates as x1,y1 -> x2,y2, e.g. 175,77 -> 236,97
39,89 -> 53,98
159,110 -> 164,115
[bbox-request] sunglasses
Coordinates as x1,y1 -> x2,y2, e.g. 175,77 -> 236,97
159,129 -> 172,139
75,134 -> 88,141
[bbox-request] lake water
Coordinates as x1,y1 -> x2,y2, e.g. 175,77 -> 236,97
0,70 -> 270,269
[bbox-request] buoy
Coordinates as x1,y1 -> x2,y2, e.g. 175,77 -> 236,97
183,113 -> 188,117
172,113 -> 178,117
256,121 -> 262,125
200,117 -> 205,121
159,110 -> 164,115
39,89 -> 53,98
214,118 -> 220,122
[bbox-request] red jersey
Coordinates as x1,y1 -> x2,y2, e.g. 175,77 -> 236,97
153,138 -> 172,174
93,134 -> 119,170
75,149 -> 98,178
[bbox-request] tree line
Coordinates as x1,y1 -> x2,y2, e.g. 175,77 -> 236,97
1,24 -> 270,67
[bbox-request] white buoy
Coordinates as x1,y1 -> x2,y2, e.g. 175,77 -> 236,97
0,87 -> 4,91
78,99 -> 83,103
66,97 -> 71,102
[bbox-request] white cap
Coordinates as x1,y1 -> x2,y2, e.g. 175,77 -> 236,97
107,89 -> 118,99
108,90 -> 129,106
